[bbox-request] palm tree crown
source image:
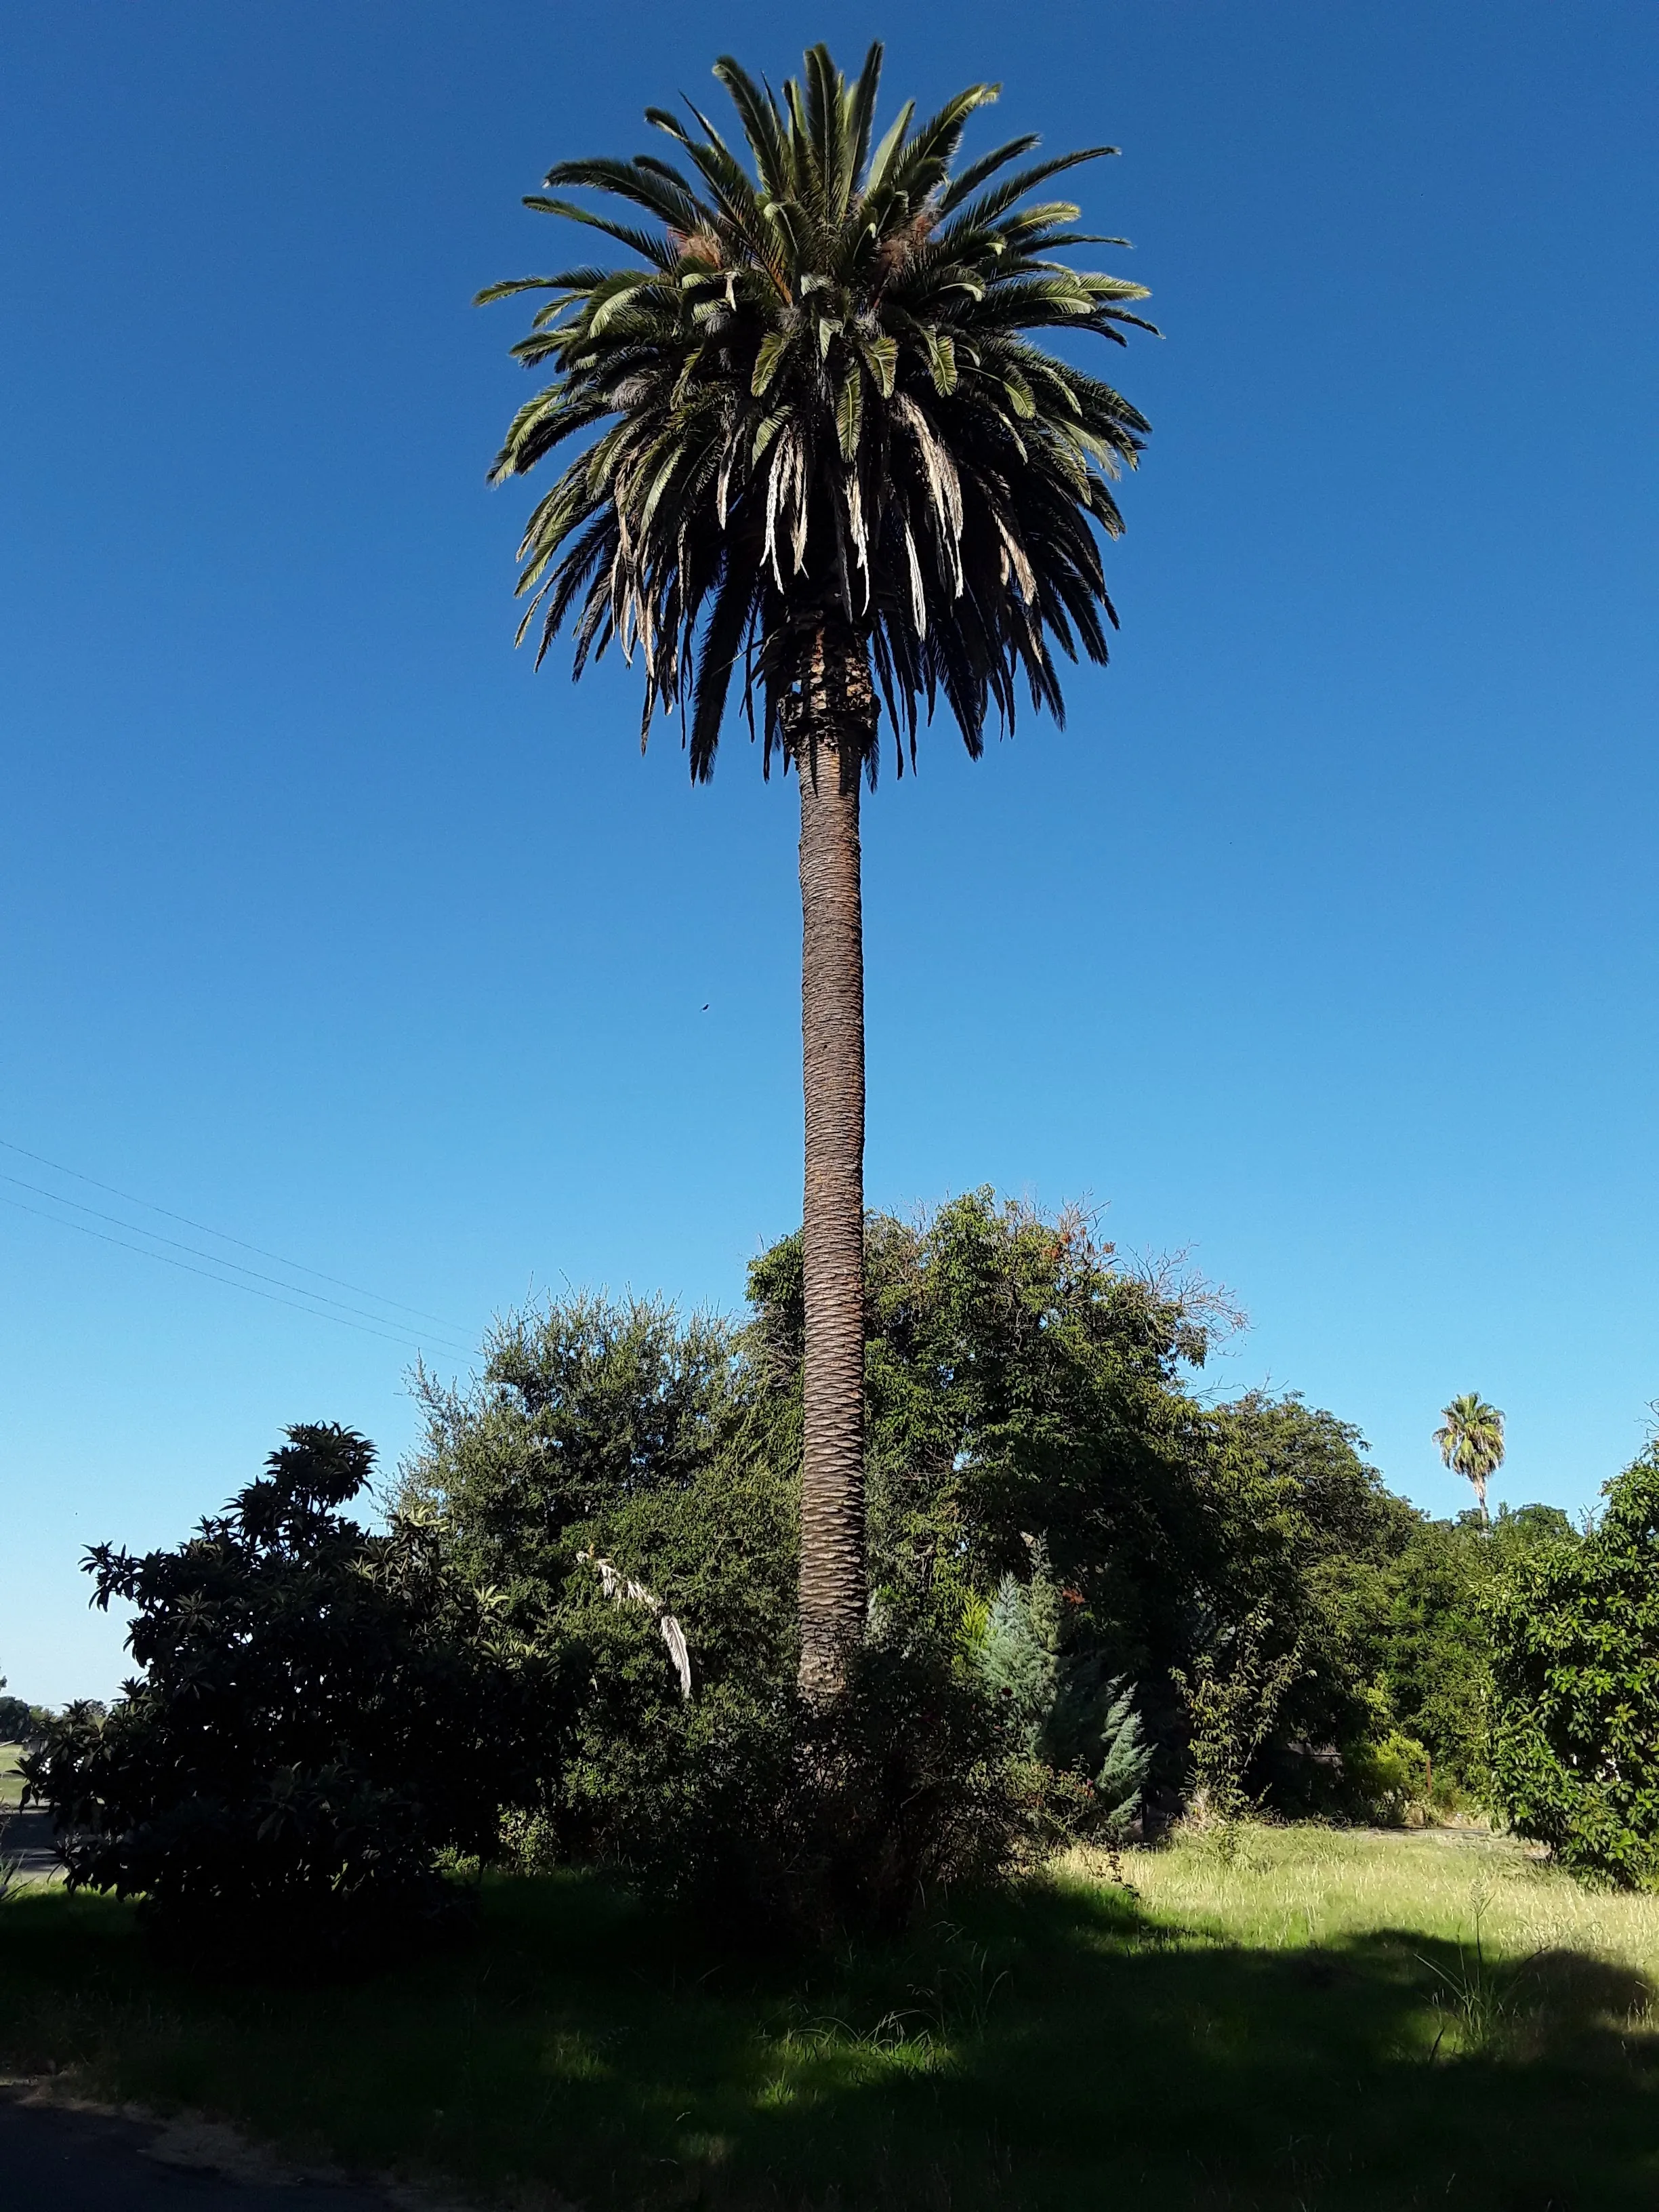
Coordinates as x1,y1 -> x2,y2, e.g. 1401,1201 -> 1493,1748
479,41 -> 1153,780
1434,1393 -> 1506,1524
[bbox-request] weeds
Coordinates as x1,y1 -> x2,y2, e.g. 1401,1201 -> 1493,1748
793,1927 -> 1010,2066
909,1934 -> 1009,2042
1419,1887 -> 1525,2059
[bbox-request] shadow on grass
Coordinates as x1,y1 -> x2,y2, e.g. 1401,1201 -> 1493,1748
0,1870 -> 1655,2211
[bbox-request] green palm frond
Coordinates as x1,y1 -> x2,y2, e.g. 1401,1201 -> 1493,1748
1434,1394 -> 1507,1486
480,41 -> 1154,781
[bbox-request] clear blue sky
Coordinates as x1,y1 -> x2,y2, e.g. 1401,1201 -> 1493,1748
3,3 -> 1655,1702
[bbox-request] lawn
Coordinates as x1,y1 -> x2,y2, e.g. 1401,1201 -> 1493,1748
0,1745 -> 24,1812
2,1824 -> 1658,2209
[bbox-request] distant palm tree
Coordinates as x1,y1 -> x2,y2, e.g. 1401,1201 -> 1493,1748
480,43 -> 1152,1698
1434,1393 -> 1505,1524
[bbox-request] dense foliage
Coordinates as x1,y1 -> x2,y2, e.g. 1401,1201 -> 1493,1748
28,1192 -> 1597,1950
402,1299 -> 1013,1933
1488,1450 -> 1659,1887
405,1191 -> 1542,1877
0,1680 -> 51,1748
24,1425 -> 562,1961
1373,1502 -> 1575,1799
403,1296 -> 799,1889
760,1197 -> 1431,1820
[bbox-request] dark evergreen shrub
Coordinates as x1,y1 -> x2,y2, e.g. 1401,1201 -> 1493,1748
23,1425 -> 562,1967
784,1628 -> 1024,1936
600,1626 -> 1022,1943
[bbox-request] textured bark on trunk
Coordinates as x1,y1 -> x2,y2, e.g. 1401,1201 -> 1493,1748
792,625 -> 875,1704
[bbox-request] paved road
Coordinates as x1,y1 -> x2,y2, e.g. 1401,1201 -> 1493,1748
0,1836 -> 428,2207
0,2093 -> 404,2210
1,1807 -> 62,1883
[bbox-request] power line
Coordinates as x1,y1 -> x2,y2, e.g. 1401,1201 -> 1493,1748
0,1134 -> 466,1333
0,1189 -> 460,1357
0,1170 -> 476,1357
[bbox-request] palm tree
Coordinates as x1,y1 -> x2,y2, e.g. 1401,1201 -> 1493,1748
1434,1393 -> 1505,1525
480,43 -> 1153,1698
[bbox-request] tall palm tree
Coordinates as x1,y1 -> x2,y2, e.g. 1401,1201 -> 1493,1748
1434,1393 -> 1505,1525
480,43 -> 1153,1698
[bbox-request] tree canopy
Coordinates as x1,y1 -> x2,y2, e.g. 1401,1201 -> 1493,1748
404,1193 -> 1488,1835
1488,1450 -> 1659,1886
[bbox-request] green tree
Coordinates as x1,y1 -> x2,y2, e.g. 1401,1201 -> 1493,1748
400,1292 -> 799,1865
1375,1502 -> 1574,1799
0,1676 -> 37,1746
480,45 -> 1153,1698
749,1192 -> 1416,1811
407,1197 -> 1485,1851
24,1426 -> 561,1958
402,1292 -> 1015,1929
1435,1391 -> 1505,1524
1197,1391 -> 1417,1811
402,1294 -> 750,1620
1488,1448 -> 1659,1886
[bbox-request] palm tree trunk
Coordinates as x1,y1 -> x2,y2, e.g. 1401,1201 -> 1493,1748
792,623 -> 874,1702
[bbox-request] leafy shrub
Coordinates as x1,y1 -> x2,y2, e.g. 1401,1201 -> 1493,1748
1488,1450 -> 1659,1887
1173,1603 -> 1306,1825
790,1628 -> 1023,1935
496,1611 -> 1021,1942
24,1425 -> 562,1965
1344,1727 -> 1431,1825
1372,1502 -> 1577,1802
660,1626 -> 1022,1942
402,1295 -> 800,1901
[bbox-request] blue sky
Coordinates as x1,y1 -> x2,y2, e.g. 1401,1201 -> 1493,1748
3,2 -> 1656,1702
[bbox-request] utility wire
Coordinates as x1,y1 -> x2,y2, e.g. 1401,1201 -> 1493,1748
0,1189 -> 460,1357
0,1134 -> 466,1333
0,1170 -> 476,1358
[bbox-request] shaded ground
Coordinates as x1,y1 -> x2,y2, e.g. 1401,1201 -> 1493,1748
0,2091 -> 401,2211
1,1830 -> 1657,2209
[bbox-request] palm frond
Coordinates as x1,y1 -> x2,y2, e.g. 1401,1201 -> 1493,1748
520,197 -> 676,270
542,155 -> 703,231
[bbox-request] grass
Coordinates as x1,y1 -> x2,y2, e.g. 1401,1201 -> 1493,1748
3,1824 -> 1659,2209
0,1745 -> 24,1812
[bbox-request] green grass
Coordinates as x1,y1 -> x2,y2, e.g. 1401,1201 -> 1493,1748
3,1825 -> 1659,2209
0,1745 -> 24,1811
